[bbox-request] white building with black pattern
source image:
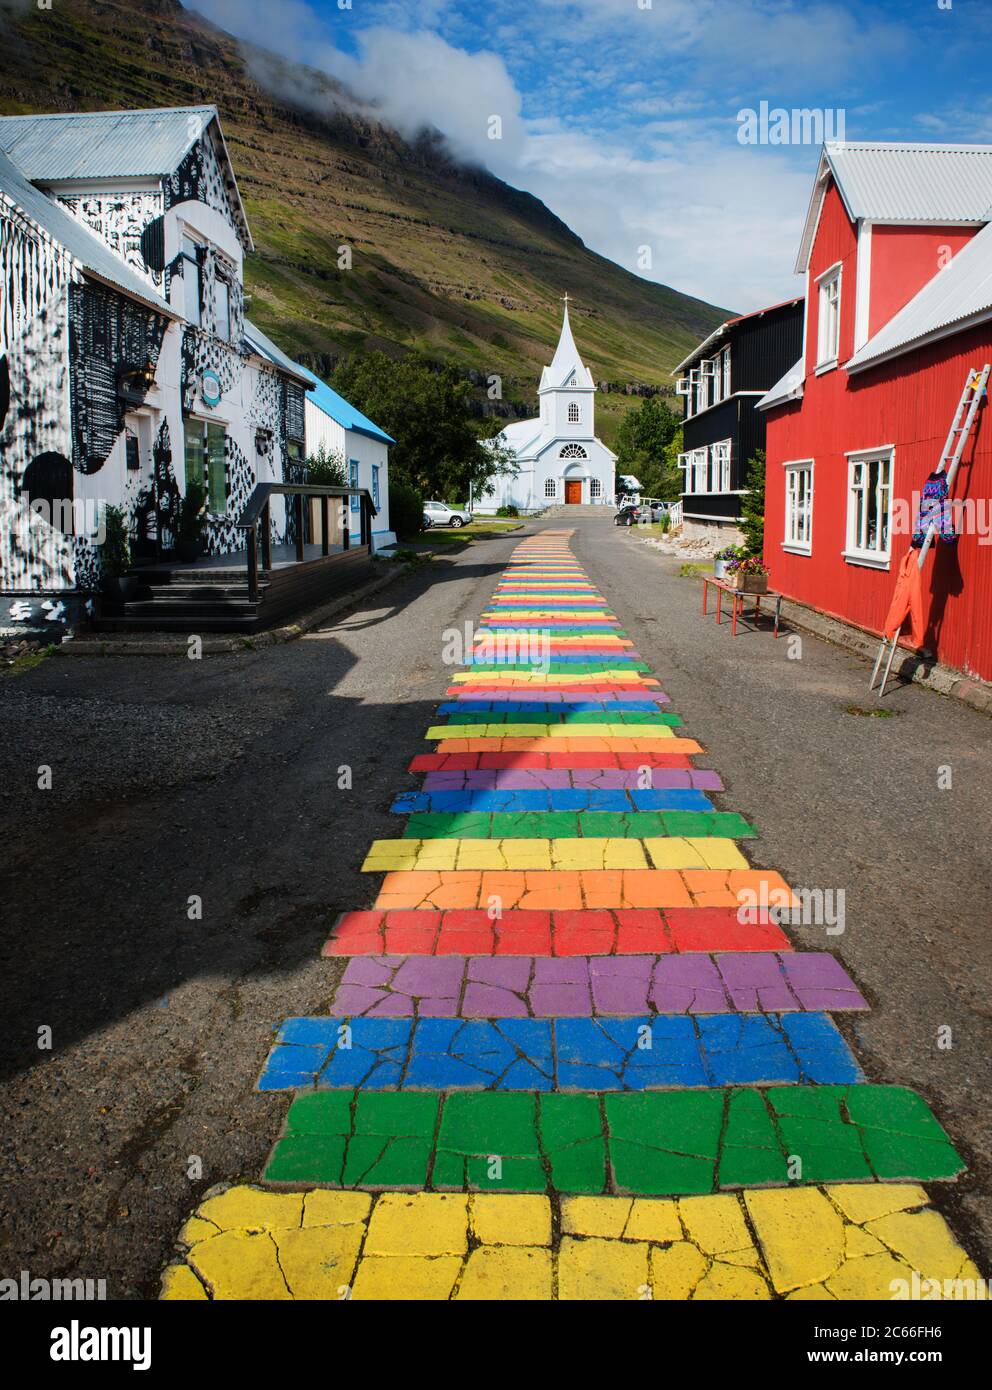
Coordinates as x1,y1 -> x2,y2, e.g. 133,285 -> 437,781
0,105 -> 354,634
480,303 -> 616,513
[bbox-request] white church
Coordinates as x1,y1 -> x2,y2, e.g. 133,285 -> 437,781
480,301 -> 616,513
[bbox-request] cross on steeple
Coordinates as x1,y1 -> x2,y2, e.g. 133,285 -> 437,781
561,292 -> 571,307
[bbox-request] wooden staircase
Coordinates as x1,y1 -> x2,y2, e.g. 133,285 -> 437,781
94,545 -> 374,633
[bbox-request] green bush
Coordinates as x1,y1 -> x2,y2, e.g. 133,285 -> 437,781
100,505 -> 131,577
390,479 -> 425,539
740,450 -> 766,557
177,482 -> 207,548
496,504 -> 519,518
306,444 -> 347,488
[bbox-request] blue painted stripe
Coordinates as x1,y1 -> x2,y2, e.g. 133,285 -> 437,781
390,789 -> 715,814
258,1014 -> 864,1092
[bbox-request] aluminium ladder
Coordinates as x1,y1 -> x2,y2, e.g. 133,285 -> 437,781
869,362 -> 991,698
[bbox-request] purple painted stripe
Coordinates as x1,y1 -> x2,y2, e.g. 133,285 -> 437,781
421,768 -> 725,791
327,952 -> 868,1018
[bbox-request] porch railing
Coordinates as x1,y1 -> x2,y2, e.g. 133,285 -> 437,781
236,483 -> 377,603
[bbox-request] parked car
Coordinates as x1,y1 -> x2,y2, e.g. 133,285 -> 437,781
422,511 -> 433,529
423,500 -> 471,528
646,501 -> 670,522
614,504 -> 641,527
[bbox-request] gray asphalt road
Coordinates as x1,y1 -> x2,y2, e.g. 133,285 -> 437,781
0,514 -> 989,1297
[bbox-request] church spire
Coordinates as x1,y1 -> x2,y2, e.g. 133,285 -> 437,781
542,295 -> 594,391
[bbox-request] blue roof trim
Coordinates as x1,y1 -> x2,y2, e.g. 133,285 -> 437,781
297,364 -> 395,445
243,320 -> 393,444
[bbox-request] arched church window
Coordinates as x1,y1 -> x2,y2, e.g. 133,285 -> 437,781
568,402 -> 580,423
544,478 -> 556,498
590,478 -> 602,498
559,444 -> 588,459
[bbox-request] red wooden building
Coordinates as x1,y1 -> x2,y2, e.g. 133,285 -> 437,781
759,142 -> 992,683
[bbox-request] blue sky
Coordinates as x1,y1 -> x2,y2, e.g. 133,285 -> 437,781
193,0 -> 992,313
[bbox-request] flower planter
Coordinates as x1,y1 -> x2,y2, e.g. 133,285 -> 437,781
713,558 -> 730,580
731,573 -> 769,594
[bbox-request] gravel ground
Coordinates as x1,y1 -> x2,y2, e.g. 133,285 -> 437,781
0,513 -> 989,1297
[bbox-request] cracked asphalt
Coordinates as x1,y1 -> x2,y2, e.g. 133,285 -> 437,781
0,514 -> 989,1297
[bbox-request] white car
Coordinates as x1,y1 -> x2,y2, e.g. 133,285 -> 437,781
423,500 -> 471,528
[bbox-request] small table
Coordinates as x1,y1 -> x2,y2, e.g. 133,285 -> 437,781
702,576 -> 783,637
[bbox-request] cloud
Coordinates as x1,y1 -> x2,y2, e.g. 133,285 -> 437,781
190,0 -> 920,310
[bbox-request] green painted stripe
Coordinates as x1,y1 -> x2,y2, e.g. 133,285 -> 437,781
401,811 -> 755,840
263,1086 -> 963,1194
443,709 -> 682,726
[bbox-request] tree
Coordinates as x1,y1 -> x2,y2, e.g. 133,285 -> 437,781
739,449 -> 766,556
304,443 -> 347,487
614,394 -> 682,500
330,351 -> 513,501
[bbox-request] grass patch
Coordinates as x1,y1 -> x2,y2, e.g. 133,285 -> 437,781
2,644 -> 57,678
845,705 -> 898,718
678,562 -> 713,578
425,520 -> 523,546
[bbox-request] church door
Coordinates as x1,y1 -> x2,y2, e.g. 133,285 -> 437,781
565,479 -> 582,504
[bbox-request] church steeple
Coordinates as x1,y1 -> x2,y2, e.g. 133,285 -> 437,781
539,296 -> 595,434
541,296 -> 595,391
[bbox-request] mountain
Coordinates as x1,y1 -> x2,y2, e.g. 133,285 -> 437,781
0,0 -> 728,438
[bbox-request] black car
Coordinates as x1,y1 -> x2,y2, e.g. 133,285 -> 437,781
614,504 -> 641,527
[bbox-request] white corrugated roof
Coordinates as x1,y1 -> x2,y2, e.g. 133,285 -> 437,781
846,220 -> 992,373
0,147 -> 173,315
796,141 -> 992,271
828,141 -> 992,221
0,106 -> 216,180
0,106 -> 252,250
498,417 -> 545,457
756,357 -> 805,411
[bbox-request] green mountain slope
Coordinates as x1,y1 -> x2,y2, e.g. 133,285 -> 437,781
0,0 -> 728,436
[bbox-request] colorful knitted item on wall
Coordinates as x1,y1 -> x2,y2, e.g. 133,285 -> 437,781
912,470 -> 957,547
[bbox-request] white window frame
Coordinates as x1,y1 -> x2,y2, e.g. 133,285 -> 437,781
544,477 -> 556,499
712,439 -> 731,493
782,459 -> 814,554
590,477 -> 602,499
215,274 -> 231,342
722,347 -> 731,399
690,448 -> 708,494
180,232 -> 202,328
686,368 -> 699,417
816,262 -> 842,371
844,447 -> 894,568
568,400 -> 580,423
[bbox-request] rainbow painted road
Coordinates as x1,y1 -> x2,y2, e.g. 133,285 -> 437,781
162,530 -> 979,1301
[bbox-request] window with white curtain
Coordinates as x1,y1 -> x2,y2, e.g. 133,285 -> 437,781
722,347 -> 731,397
846,449 -> 893,563
712,440 -> 731,492
784,461 -> 813,551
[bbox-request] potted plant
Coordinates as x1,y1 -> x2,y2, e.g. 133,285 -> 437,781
100,505 -> 138,602
714,544 -> 743,580
726,554 -> 770,594
177,481 -> 207,562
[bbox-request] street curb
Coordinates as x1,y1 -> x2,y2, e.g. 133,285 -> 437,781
58,562 -> 411,658
777,596 -> 992,716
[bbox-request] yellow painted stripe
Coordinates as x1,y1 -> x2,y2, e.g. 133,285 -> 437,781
361,837 -> 749,872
